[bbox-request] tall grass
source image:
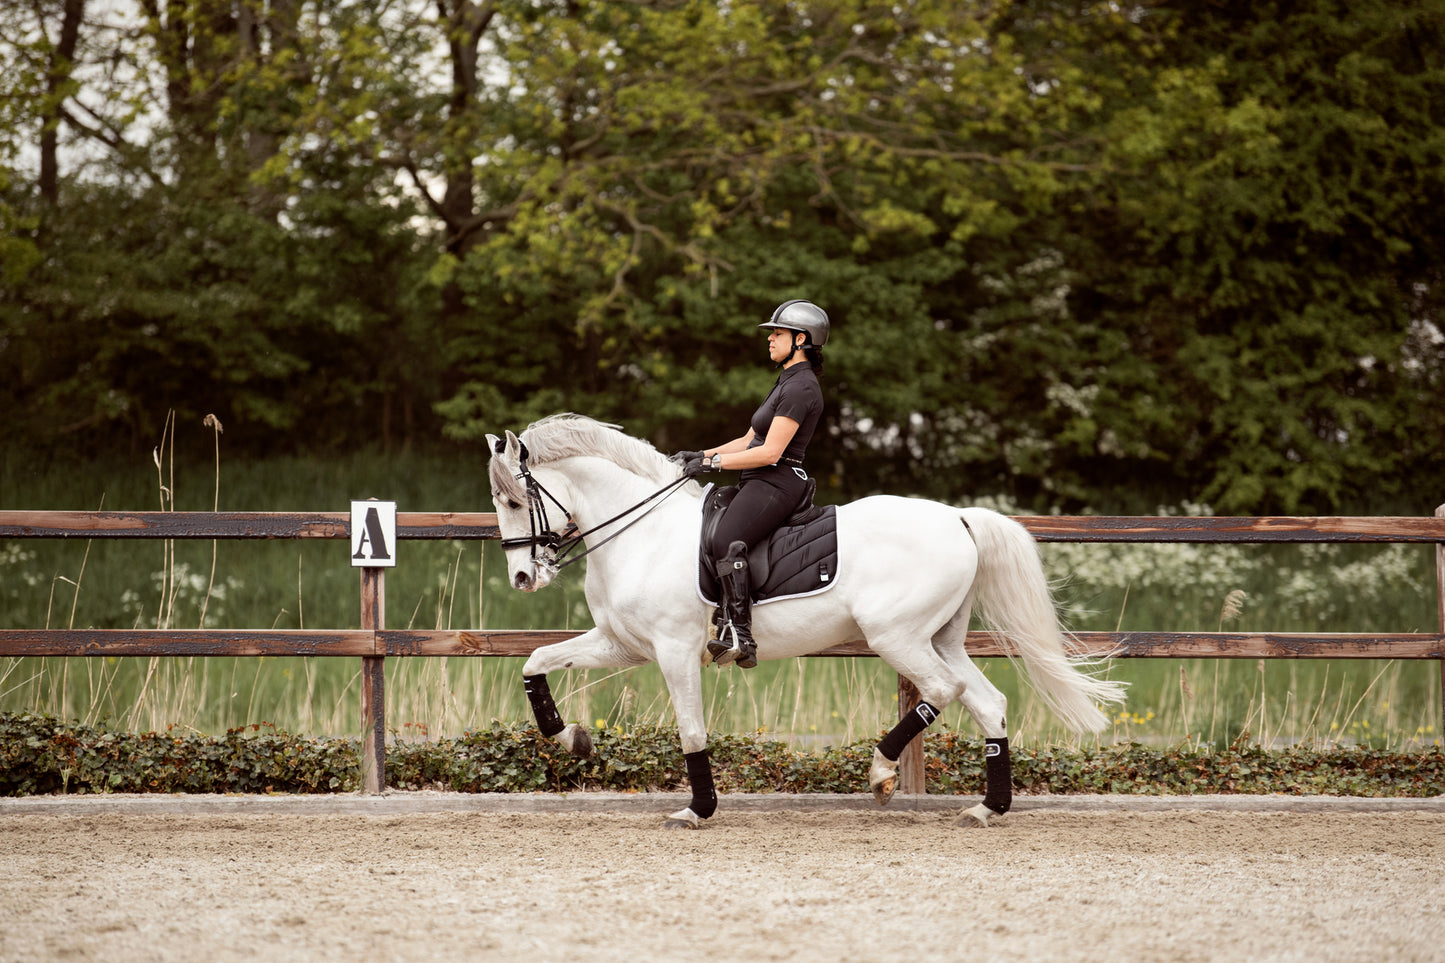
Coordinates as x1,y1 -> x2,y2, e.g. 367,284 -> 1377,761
1,439 -> 1440,750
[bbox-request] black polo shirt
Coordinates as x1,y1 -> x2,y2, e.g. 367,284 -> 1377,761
746,363 -> 823,465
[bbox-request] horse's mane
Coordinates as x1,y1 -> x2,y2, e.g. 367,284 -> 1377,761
489,413 -> 690,502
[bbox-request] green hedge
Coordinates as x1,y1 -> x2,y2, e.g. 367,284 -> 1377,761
2,712 -> 1440,797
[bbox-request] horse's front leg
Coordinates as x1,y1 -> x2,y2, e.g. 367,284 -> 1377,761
654,644 -> 715,831
522,628 -> 642,759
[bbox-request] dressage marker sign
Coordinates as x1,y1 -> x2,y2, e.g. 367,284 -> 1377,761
350,501 -> 397,567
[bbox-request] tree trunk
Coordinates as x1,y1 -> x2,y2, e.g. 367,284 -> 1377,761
38,0 -> 86,206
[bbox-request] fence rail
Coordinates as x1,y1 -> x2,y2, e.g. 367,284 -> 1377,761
8,510 -> 1445,542
1,628 -> 1441,661
0,510 -> 498,540
3,508 -> 1443,795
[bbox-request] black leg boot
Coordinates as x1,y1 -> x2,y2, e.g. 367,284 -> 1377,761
706,541 -> 758,668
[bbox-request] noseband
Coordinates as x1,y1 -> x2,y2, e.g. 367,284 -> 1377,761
496,439 -> 690,571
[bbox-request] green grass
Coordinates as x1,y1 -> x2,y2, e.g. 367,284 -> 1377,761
2,445 -> 1441,749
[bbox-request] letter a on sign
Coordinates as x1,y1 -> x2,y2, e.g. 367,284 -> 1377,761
351,501 -> 397,568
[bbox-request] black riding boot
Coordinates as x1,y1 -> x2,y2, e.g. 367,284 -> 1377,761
707,540 -> 758,669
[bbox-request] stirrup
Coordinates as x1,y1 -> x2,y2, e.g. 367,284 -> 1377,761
707,620 -> 740,665
706,621 -> 756,668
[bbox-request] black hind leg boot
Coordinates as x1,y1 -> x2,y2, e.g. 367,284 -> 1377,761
706,541 -> 757,668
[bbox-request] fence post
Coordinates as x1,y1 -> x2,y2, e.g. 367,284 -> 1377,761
360,567 -> 386,794
896,674 -> 926,795
1437,504 -> 1444,737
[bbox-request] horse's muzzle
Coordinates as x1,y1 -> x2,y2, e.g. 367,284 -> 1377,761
513,563 -> 554,593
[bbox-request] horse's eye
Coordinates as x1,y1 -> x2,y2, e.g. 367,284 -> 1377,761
503,498 -> 523,511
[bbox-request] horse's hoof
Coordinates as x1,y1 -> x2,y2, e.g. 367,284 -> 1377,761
662,807 -> 700,830
867,748 -> 898,806
559,723 -> 593,759
953,803 -> 998,829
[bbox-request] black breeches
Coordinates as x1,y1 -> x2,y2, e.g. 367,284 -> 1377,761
709,467 -> 807,559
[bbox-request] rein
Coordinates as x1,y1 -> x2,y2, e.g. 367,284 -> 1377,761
499,442 -> 692,571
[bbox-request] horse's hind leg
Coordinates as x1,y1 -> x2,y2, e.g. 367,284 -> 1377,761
951,666 -> 1013,829
932,603 -> 1012,828
864,625 -> 970,807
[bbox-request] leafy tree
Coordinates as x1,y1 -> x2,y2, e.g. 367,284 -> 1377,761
0,1 -> 445,455
2,0 -> 1442,517
1060,0 -> 1445,512
430,1 -> 1145,477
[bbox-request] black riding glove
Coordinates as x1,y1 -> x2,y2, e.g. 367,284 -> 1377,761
671,451 -> 718,478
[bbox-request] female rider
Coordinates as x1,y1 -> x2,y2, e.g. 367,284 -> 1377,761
675,299 -> 828,668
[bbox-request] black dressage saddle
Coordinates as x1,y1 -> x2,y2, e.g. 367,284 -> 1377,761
696,481 -> 839,606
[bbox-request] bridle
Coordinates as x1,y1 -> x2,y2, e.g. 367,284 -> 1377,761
496,439 -> 691,572
497,440 -> 576,565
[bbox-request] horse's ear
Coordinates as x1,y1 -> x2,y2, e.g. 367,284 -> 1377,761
485,433 -> 503,455
504,430 -> 522,456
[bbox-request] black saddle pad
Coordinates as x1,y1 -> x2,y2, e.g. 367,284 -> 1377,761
696,484 -> 839,606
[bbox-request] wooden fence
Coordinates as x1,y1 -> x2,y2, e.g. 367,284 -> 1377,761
2,508 -> 1443,795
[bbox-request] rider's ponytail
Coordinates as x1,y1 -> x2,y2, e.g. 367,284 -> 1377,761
804,344 -> 824,375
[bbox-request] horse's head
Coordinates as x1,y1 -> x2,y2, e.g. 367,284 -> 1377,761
486,429 -> 560,593
488,414 -> 696,592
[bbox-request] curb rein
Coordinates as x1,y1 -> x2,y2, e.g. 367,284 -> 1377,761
497,439 -> 691,572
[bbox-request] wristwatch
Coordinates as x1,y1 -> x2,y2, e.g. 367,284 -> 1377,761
709,453 -> 723,470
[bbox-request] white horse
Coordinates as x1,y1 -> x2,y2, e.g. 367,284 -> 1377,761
487,414 -> 1126,829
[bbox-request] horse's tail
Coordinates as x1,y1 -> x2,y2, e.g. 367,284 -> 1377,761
959,507 -> 1127,733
